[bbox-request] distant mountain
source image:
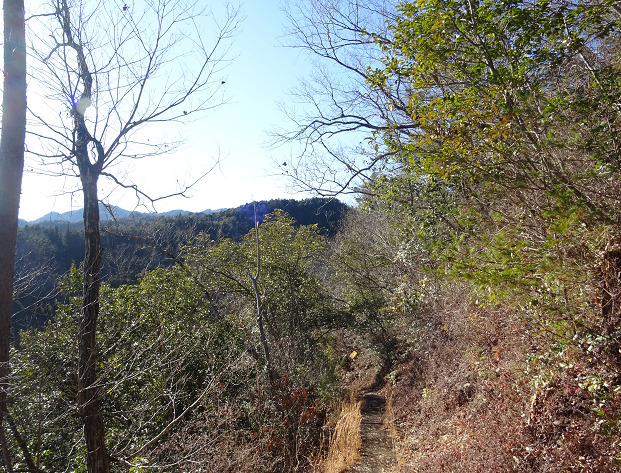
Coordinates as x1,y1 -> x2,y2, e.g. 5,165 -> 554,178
22,205 -> 223,227
155,208 -> 224,217
30,210 -> 83,224
28,205 -> 129,225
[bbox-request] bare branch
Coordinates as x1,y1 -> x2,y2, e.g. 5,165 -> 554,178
275,0 -> 409,196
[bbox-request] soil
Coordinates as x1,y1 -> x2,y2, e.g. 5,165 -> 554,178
347,392 -> 397,473
338,336 -> 398,472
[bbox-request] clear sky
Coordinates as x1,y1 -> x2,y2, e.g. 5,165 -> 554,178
17,1 -> 314,221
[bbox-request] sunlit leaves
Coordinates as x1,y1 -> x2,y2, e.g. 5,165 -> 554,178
359,0 -> 621,346
184,210 -> 341,374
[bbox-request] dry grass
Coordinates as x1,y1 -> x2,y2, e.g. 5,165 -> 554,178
318,397 -> 363,473
386,283 -> 529,472
385,281 -> 621,472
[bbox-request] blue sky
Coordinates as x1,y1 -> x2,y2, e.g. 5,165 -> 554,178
18,0 -> 315,221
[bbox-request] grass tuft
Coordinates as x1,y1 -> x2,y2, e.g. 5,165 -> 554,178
319,397 -> 362,473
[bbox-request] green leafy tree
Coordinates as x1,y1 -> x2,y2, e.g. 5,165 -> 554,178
10,264 -> 248,472
184,210 -> 343,393
183,210 -> 343,470
374,5 -> 615,221
285,0 -> 621,313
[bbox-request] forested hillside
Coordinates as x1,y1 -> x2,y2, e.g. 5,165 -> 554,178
13,198 -> 348,331
4,0 -> 621,472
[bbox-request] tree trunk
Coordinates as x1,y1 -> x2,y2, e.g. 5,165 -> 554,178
58,0 -> 109,467
0,0 -> 27,470
77,170 -> 110,473
249,215 -> 278,393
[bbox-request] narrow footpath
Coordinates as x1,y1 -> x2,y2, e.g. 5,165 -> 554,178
348,392 -> 397,473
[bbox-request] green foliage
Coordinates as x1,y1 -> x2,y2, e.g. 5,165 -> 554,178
9,210 -> 343,471
11,262 -> 251,471
363,0 -> 621,334
184,209 -> 344,393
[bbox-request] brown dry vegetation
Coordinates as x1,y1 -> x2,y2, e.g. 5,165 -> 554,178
385,283 -> 621,472
317,397 -> 362,473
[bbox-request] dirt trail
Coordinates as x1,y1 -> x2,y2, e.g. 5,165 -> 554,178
348,392 -> 396,473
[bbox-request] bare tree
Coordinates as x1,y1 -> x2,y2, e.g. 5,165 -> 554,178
275,0 -> 407,196
249,206 -> 277,392
25,1 -> 240,471
0,0 -> 26,470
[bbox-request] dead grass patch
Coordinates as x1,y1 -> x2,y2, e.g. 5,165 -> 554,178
318,396 -> 362,473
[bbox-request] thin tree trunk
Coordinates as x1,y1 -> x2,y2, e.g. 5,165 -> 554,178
5,410 -> 39,473
0,0 -> 27,471
77,171 -> 110,473
250,211 -> 278,392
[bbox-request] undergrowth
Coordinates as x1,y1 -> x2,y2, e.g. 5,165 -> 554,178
386,283 -> 621,472
316,396 -> 362,473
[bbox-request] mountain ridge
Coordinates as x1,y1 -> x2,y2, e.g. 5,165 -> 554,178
20,204 -> 223,226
